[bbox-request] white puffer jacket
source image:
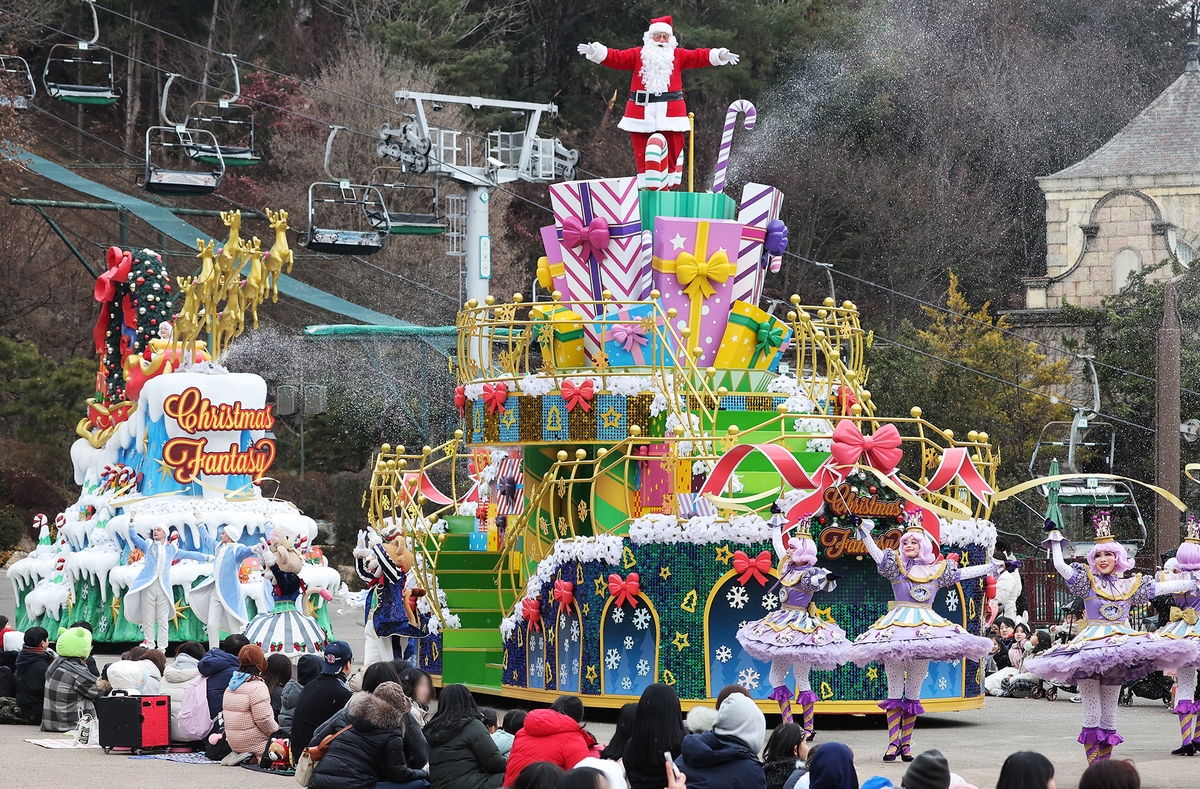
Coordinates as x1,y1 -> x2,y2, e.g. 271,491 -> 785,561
161,653 -> 200,741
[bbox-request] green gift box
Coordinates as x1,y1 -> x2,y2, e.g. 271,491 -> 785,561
639,190 -> 737,233
531,303 -> 586,369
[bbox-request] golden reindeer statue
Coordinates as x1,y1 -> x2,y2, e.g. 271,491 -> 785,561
265,209 -> 294,303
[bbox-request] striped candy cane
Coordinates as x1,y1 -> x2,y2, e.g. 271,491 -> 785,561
711,100 -> 757,194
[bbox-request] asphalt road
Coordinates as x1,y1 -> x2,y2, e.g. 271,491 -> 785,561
4,570 -> 1198,788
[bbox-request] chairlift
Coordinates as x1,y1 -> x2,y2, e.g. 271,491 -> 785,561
184,54 -> 262,167
302,126 -> 389,255
366,166 -> 446,235
0,55 -> 36,110
41,0 -> 120,106
138,74 -> 224,196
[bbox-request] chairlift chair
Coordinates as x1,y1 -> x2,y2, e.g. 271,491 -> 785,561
367,166 -> 446,235
184,54 -> 262,167
0,56 -> 36,110
302,127 -> 389,255
41,0 -> 120,106
138,74 -> 224,196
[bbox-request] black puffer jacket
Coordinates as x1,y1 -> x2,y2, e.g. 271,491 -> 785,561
309,682 -> 428,789
425,716 -> 506,789
14,648 -> 54,723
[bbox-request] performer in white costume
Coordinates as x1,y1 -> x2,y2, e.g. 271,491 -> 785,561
191,525 -> 258,648
123,523 -> 208,650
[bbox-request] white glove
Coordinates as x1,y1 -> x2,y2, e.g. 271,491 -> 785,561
577,42 -> 607,63
713,48 -> 740,66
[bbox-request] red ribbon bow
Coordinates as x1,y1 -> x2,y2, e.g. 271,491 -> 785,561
561,216 -> 611,262
733,549 -> 773,586
454,385 -> 467,417
829,421 -> 903,474
93,246 -> 133,353
522,598 -> 542,632
552,580 -> 575,613
561,379 -> 595,413
608,572 -> 641,609
483,382 -> 508,414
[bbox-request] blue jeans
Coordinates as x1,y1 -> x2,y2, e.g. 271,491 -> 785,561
375,781 -> 430,789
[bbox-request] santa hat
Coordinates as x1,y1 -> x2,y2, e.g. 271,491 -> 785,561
648,16 -> 672,36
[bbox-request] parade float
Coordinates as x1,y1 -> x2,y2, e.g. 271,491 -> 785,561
8,211 -> 341,652
365,82 -> 1004,710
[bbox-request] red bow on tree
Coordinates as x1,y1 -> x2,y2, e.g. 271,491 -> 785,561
454,385 -> 467,417
561,379 -> 595,413
553,580 -> 575,614
733,549 -> 773,586
522,598 -> 542,632
93,246 -> 133,353
483,383 -> 508,414
608,572 -> 641,609
829,421 -> 903,474
561,216 -> 611,263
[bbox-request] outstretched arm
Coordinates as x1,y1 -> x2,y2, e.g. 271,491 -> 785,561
856,520 -> 886,564
957,560 -> 1001,582
1048,537 -> 1077,583
770,523 -> 787,561
1155,578 -> 1199,596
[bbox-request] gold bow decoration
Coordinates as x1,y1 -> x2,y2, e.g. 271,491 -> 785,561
1170,606 -> 1198,626
676,249 -> 735,301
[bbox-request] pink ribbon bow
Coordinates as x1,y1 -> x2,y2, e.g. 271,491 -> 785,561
607,323 -> 649,352
608,572 -> 641,609
522,598 -> 542,632
560,379 -> 595,413
561,216 -> 611,262
482,383 -> 508,414
553,580 -> 575,614
829,421 -> 903,474
733,550 -> 773,586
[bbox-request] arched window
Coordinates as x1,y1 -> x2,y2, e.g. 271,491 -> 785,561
1112,247 -> 1142,291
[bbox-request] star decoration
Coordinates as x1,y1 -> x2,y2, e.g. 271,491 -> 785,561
600,406 -> 622,428
499,408 -> 517,430
171,597 -> 190,627
670,233 -> 687,250
714,545 -> 733,565
672,631 -> 690,651
595,577 -> 607,597
866,666 -> 879,680
308,596 -> 321,617
110,595 -> 122,621
585,664 -> 598,683
582,602 -> 590,616
660,566 -> 671,580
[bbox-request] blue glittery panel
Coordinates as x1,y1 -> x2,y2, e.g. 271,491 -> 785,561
471,401 -> 484,443
542,395 -> 569,442
720,395 -> 747,411
498,396 -> 521,442
595,394 -> 628,442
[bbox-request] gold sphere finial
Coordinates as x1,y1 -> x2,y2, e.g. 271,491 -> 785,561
422,445 -> 432,455
674,425 -> 686,436
650,289 -> 661,299
849,404 -> 863,416
790,294 -> 801,305
597,447 -> 608,458
484,295 -> 496,306
979,431 -> 989,442
630,425 -> 642,436
717,386 -> 729,396
823,296 -> 835,307
552,290 -> 562,301
575,448 -> 587,460
601,289 -> 613,300
787,311 -> 797,321
910,406 -> 922,418
454,429 -> 463,439
556,450 -> 569,462
727,425 -> 740,435
967,430 -> 980,442
777,403 -> 788,413
381,443 -> 392,454
667,308 -> 677,318
513,293 -> 524,303
944,429 -> 955,440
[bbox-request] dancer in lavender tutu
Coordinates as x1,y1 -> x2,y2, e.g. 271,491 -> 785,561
1026,512 -> 1199,765
1158,515 -> 1200,756
849,513 -> 999,762
737,514 -> 849,741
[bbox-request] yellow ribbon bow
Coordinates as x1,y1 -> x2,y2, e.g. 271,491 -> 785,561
1170,606 -> 1198,626
675,249 -> 735,301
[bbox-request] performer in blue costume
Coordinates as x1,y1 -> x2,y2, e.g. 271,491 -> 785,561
191,525 -> 257,648
122,523 -> 208,650
355,528 -> 426,664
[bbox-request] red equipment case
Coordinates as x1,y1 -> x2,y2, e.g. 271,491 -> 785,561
95,691 -> 171,754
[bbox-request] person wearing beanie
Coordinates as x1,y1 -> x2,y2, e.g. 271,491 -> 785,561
674,693 -> 767,789
221,644 -> 278,763
192,525 -> 258,649
277,653 -> 322,737
0,627 -> 53,725
901,749 -> 952,789
41,627 -> 109,732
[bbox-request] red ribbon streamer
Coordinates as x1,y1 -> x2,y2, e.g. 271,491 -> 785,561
522,598 -> 542,632
829,421 -> 903,474
483,383 -> 508,414
552,580 -> 575,613
923,447 -> 995,501
733,549 -> 773,586
93,247 -> 133,353
561,379 -> 595,413
608,572 -> 641,609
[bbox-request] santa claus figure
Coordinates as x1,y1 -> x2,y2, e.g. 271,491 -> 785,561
578,16 -> 739,189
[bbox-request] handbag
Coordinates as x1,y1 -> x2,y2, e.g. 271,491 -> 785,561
294,724 -> 353,787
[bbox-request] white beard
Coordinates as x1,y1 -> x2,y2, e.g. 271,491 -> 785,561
639,37 -> 677,95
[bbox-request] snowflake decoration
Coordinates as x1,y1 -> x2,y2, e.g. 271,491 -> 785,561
633,608 -> 651,630
715,645 -> 733,663
761,593 -> 779,611
572,658 -> 580,675
951,659 -> 961,668
727,586 -> 749,609
636,659 -> 651,676
570,621 -> 580,643
737,667 -> 761,689
612,607 -> 625,624
944,591 -> 958,612
532,658 -> 545,681
621,676 -> 633,691
561,662 -> 569,677
624,636 -> 635,650
560,614 -> 568,629
605,648 -> 622,670
937,675 -> 948,691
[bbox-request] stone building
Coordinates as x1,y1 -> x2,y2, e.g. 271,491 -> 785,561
1023,41 -> 1200,311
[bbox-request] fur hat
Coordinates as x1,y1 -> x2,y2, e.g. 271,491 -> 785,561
56,627 -> 92,659
346,682 -> 409,730
686,705 -> 718,733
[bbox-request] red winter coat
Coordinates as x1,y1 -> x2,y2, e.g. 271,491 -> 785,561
600,46 -> 718,133
502,709 -> 598,785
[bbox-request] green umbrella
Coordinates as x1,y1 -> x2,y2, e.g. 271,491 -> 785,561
1044,458 -> 1063,530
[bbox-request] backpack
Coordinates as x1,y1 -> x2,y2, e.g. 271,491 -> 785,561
178,674 -> 215,741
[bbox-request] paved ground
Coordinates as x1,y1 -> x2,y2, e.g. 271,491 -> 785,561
4,572 -> 1198,788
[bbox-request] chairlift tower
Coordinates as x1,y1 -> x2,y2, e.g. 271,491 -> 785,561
377,92 -> 579,305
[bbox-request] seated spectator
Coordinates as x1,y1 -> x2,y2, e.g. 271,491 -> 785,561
309,680 -> 429,789
717,684 -> 752,707
42,627 -> 109,732
503,709 -> 527,739
312,660 -> 429,773
198,634 -> 249,720
399,664 -> 435,728
425,684 -> 507,789
0,627 -> 52,725
290,640 -> 354,759
1007,631 -> 1053,699
675,692 -> 766,789
514,762 -> 565,789
106,646 -> 166,695
278,653 -> 322,737
262,653 -> 293,718
901,749 -> 951,789
0,615 -> 16,669
481,707 -> 512,757
1078,758 -> 1139,789
557,766 -> 609,789
799,742 -> 858,789
600,702 -> 638,761
222,644 -> 279,763
624,684 -> 687,789
505,695 -> 598,783
995,751 -> 1055,789
762,723 -> 806,789
161,641 -> 206,740
66,620 -> 100,676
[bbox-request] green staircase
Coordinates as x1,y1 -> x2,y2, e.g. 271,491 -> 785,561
428,521 -> 518,691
